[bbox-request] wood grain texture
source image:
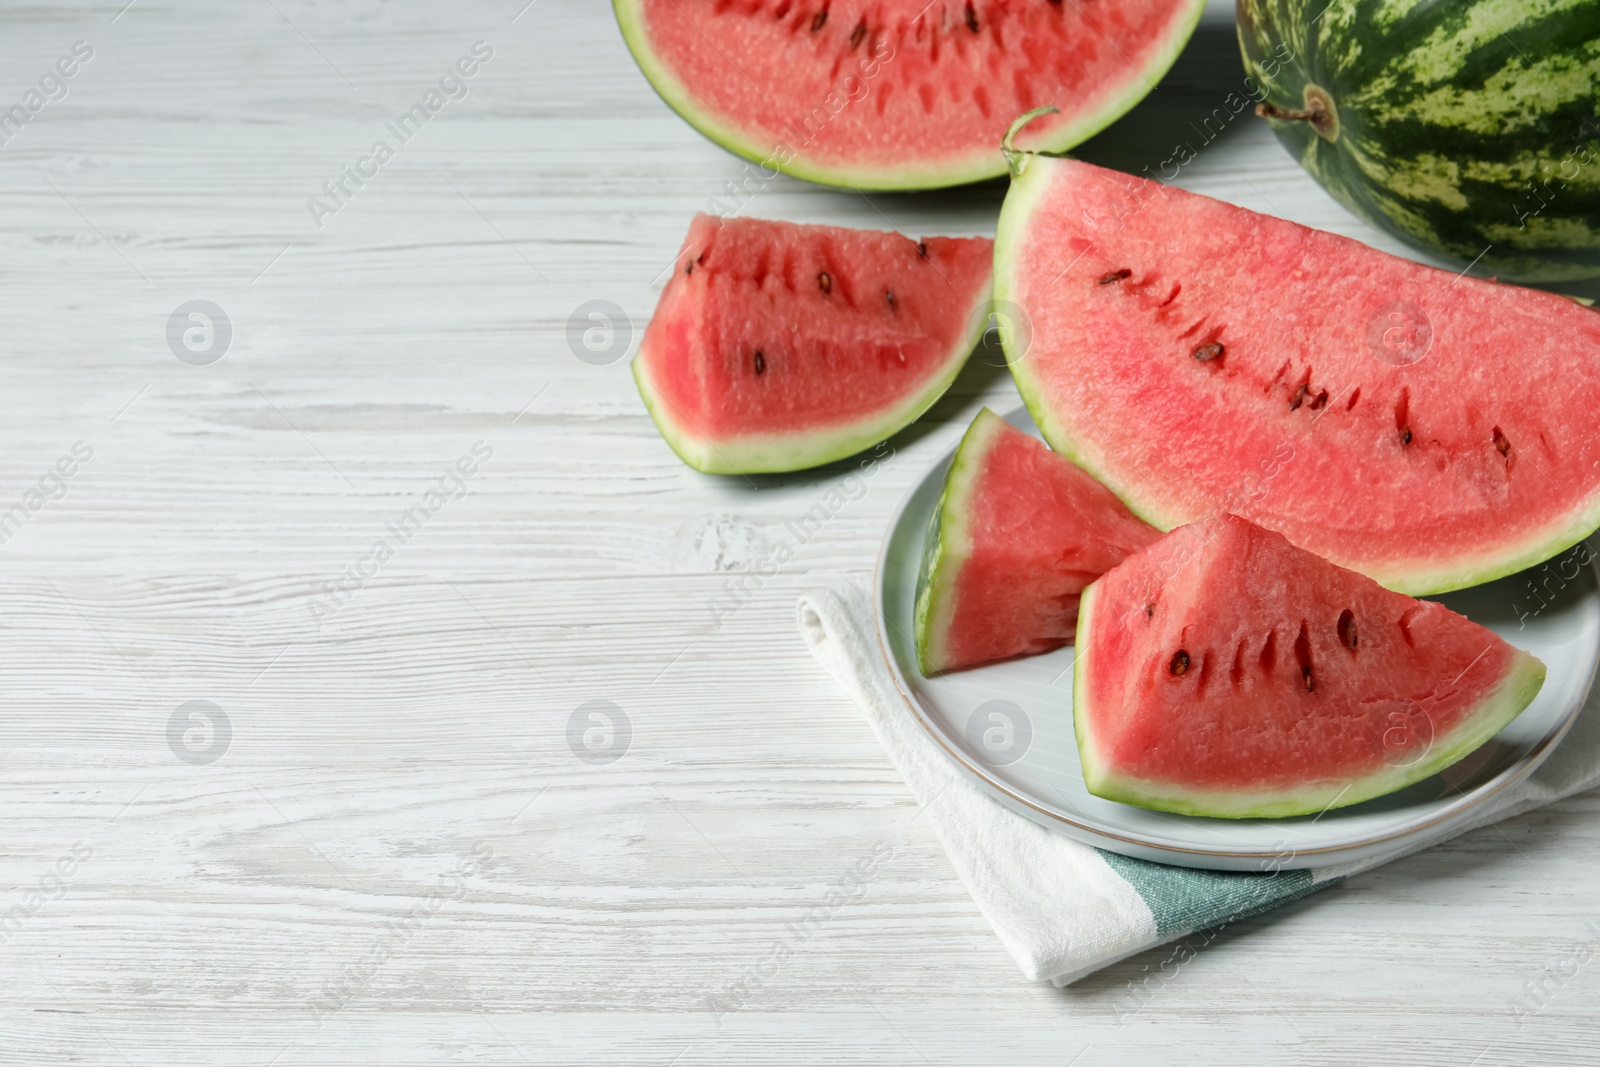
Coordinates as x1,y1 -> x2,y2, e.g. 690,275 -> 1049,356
0,0 -> 1596,1063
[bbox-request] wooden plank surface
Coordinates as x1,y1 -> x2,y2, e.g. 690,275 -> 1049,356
0,0 -> 1595,1062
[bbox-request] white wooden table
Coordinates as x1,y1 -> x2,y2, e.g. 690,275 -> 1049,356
2,1 -> 1596,1062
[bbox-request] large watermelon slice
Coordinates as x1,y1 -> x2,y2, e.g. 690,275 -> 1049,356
995,156 -> 1600,596
1074,513 -> 1547,819
914,408 -> 1159,674
1240,0 -> 1600,283
635,214 -> 993,474
613,0 -> 1207,189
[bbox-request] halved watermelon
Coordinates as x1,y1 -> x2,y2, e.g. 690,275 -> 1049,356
613,0 -> 1207,189
996,156 -> 1600,595
915,408 -> 1158,674
1074,513 -> 1546,819
635,214 -> 992,474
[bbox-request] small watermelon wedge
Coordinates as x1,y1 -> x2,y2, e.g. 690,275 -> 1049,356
635,214 -> 993,474
995,155 -> 1600,595
915,408 -> 1159,675
1074,513 -> 1547,819
613,0 -> 1206,189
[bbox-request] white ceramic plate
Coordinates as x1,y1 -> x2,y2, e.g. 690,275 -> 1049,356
876,406 -> 1600,871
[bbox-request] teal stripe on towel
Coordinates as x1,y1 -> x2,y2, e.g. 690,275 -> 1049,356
1096,850 -> 1336,937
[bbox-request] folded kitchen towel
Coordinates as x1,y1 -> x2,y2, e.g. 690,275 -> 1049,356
798,579 -> 1600,985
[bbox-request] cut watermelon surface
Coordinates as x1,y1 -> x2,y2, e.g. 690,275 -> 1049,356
613,0 -> 1206,189
915,408 -> 1159,675
1074,514 -> 1546,819
635,214 -> 993,474
995,156 -> 1600,596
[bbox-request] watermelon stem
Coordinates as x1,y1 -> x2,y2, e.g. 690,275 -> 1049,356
1001,106 -> 1060,178
1254,102 -> 1317,122
1254,85 -> 1339,143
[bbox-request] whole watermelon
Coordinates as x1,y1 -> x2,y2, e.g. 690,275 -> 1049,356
1238,0 -> 1600,283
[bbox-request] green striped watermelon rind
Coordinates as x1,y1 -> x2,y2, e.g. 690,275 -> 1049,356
912,407 -> 1008,675
993,154 -> 1600,596
1237,0 -> 1600,283
631,284 -> 992,475
612,0 -> 1208,190
1072,580 -> 1549,819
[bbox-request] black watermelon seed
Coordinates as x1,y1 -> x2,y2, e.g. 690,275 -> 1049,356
917,240 -> 927,258
1169,650 -> 1190,676
1099,269 -> 1132,285
754,350 -> 766,375
1494,426 -> 1513,460
811,9 -> 827,31
964,3 -> 979,32
1401,428 -> 1413,445
1302,666 -> 1315,692
818,271 -> 832,294
885,290 -> 896,312
849,20 -> 866,48
1192,342 -> 1224,363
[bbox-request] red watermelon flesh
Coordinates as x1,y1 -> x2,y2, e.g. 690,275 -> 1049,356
1074,513 -> 1546,818
915,408 -> 1159,674
613,0 -> 1206,189
996,156 -> 1600,596
634,214 -> 993,474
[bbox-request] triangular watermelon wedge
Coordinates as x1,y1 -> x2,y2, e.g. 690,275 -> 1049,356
995,156 -> 1600,595
915,408 -> 1159,674
1074,513 -> 1546,819
634,214 -> 993,474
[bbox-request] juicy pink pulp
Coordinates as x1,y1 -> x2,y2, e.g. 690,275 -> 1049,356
1007,158 -> 1600,589
1081,514 -> 1520,792
942,415 -> 1158,670
640,214 -> 992,441
630,0 -> 1196,176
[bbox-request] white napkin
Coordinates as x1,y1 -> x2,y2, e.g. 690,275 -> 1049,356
799,580 -> 1600,985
